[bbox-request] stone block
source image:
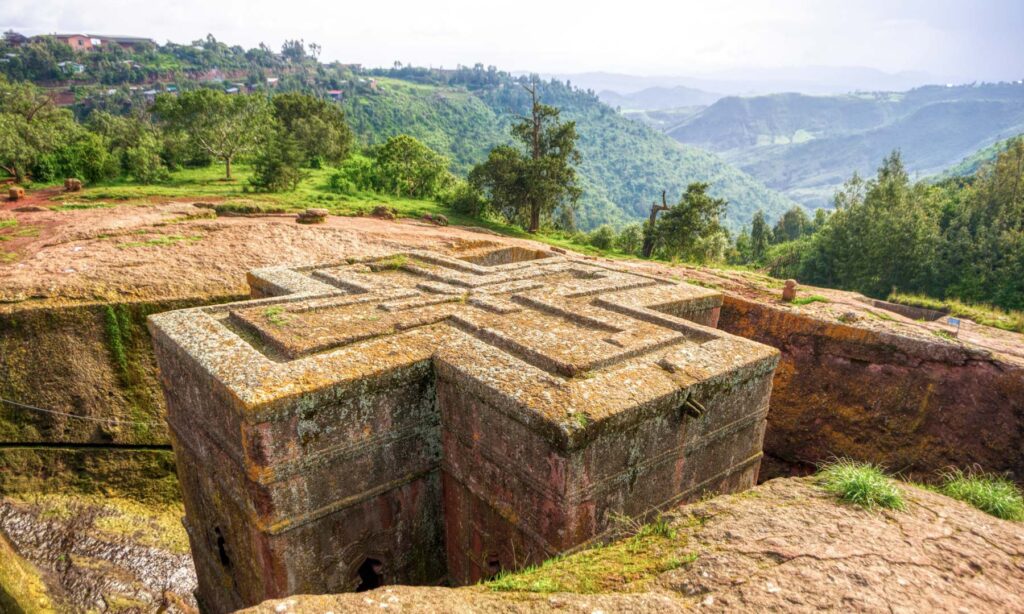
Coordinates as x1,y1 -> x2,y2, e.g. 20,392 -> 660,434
149,248 -> 779,612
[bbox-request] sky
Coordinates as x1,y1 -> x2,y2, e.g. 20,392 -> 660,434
2,0 -> 1022,83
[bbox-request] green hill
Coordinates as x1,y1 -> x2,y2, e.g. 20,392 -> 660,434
344,73 -> 797,230
666,84 -> 1024,208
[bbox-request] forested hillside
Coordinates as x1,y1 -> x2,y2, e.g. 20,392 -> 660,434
940,133 -> 1024,178
344,70 -> 797,230
0,33 -> 796,230
667,83 -> 1024,208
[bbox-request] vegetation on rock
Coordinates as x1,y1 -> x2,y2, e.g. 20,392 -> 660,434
939,469 -> 1024,522
816,460 -> 906,511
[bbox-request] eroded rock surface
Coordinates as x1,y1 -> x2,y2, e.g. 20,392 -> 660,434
0,496 -> 197,613
244,477 -> 1024,613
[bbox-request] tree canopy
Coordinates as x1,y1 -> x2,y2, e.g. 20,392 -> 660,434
154,89 -> 272,179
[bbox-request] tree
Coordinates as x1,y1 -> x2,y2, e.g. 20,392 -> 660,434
153,89 -> 271,180
653,182 -> 727,261
750,210 -> 770,262
771,206 -> 813,243
640,191 -> 670,258
370,135 -> 452,198
281,39 -> 307,62
249,128 -> 306,192
87,110 -> 168,183
271,92 -> 352,167
0,77 -> 74,182
940,137 -> 1024,309
470,82 -> 581,232
781,151 -> 941,298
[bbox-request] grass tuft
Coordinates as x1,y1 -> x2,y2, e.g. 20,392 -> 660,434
790,294 -> 829,306
817,459 -> 905,511
939,469 -> 1024,521
263,306 -> 290,327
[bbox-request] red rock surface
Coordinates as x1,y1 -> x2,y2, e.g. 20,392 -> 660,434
242,477 -> 1024,613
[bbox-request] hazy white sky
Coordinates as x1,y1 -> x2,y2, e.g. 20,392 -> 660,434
2,0 -> 1021,81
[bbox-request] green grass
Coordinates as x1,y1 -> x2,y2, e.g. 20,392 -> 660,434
263,306 -> 290,327
49,201 -> 118,211
487,515 -> 698,594
932,329 -> 957,341
939,469 -> 1024,521
817,460 -> 905,511
116,234 -> 202,248
0,218 -> 16,228
864,309 -> 895,321
888,291 -> 1024,334
373,254 -> 409,270
790,294 -> 829,306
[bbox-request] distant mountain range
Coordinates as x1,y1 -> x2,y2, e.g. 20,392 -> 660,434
658,83 -> 1024,209
597,86 -> 722,111
549,66 -> 943,97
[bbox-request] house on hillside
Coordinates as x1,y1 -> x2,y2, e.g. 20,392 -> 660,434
88,35 -> 156,51
3,31 -> 28,46
57,61 -> 85,74
326,89 -> 343,101
50,33 -> 100,50
45,33 -> 155,51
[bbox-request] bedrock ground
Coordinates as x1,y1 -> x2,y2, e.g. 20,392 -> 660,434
244,476 -> 1024,613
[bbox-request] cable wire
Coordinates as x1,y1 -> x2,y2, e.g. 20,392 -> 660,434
0,397 -> 163,427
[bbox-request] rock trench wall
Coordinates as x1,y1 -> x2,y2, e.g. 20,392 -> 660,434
3,290 -> 1021,501
718,295 -> 1024,482
0,297 -> 239,501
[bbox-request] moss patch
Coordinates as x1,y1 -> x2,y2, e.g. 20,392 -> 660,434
790,294 -> 829,306
0,531 -> 56,613
14,492 -> 189,554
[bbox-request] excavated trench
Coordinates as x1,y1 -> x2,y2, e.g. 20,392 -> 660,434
1,283 -> 1022,610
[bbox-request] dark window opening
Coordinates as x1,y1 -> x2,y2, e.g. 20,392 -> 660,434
356,557 -> 384,592
486,555 -> 502,579
214,527 -> 231,568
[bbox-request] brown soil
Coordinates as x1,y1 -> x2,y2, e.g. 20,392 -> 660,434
0,201 -> 535,307
242,477 -> 1024,613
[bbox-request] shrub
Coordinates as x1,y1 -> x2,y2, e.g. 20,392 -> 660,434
615,222 -> 643,255
440,180 -> 487,217
587,224 -> 616,250
328,154 -> 377,195
939,469 -> 1024,521
817,460 -> 905,511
